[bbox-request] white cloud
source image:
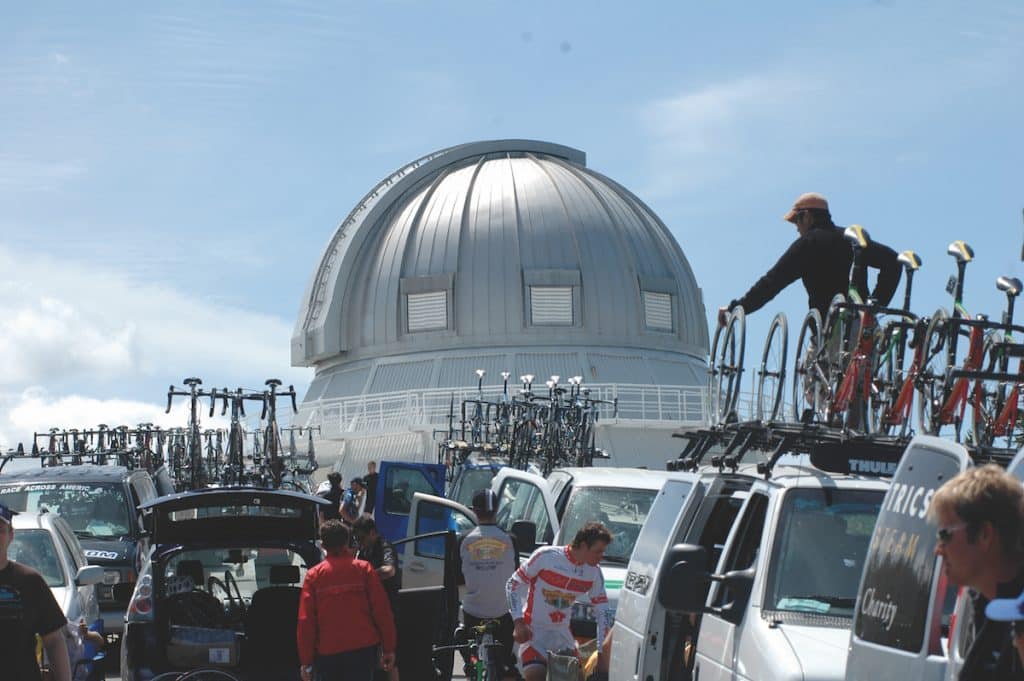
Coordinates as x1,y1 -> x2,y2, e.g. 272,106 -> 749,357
0,243 -> 309,390
0,387 -> 232,452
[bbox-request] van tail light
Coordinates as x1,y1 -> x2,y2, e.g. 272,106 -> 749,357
127,574 -> 154,623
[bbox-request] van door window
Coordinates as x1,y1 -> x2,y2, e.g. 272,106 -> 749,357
384,468 -> 436,516
496,479 -> 551,541
712,492 -> 768,607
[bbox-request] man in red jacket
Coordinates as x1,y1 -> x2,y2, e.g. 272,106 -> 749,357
297,520 -> 397,681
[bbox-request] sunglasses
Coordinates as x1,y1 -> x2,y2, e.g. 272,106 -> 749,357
936,523 -> 969,544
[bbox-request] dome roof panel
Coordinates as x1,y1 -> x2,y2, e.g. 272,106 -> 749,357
292,140 -> 708,369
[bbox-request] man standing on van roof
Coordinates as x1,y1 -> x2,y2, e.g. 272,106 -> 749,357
507,522 -> 612,681
929,465 -> 1024,681
0,502 -> 71,681
718,192 -> 900,325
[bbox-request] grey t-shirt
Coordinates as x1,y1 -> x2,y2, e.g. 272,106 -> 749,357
459,524 -> 517,619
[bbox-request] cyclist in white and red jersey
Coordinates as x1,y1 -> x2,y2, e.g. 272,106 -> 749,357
506,522 -> 612,681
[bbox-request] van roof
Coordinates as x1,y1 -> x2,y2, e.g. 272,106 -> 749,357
554,466 -> 694,491
698,461 -> 890,491
0,464 -> 132,483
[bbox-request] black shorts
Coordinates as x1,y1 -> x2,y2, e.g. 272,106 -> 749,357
462,611 -> 517,676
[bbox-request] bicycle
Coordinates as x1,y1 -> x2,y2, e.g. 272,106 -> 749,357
915,241 -> 1024,444
866,250 -> 925,436
167,378 -> 214,490
710,306 -> 745,424
973,276 -> 1024,448
261,379 -> 298,489
150,669 -> 242,681
433,619 -> 506,681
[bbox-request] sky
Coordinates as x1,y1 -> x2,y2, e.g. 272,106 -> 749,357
1,0 -> 1022,450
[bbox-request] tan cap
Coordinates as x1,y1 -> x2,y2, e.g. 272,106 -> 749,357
783,192 -> 829,223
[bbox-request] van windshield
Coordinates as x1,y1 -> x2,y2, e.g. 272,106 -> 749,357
559,487 -> 657,564
0,482 -> 132,540
765,487 -> 884,618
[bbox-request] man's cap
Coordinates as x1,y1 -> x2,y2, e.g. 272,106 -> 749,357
0,502 -> 18,526
472,489 -> 498,512
985,589 -> 1024,622
783,192 -> 829,223
351,477 -> 365,487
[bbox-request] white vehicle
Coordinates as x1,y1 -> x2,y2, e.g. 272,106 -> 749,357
406,466 -> 692,639
10,509 -> 104,629
845,438 -> 1024,681
610,432 -> 895,681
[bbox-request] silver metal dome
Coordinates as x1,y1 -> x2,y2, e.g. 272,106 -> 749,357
292,140 -> 709,473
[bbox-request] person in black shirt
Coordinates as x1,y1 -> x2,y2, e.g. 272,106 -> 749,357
0,503 -> 71,681
363,461 -> 379,518
317,472 -> 344,523
929,465 -> 1024,681
718,192 -> 900,325
352,516 -> 401,681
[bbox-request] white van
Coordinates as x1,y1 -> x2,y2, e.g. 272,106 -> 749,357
610,437 -> 895,681
404,466 -> 694,639
845,439 -> 1024,681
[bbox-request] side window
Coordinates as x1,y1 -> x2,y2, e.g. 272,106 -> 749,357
128,484 -> 144,532
686,494 -> 746,570
494,479 -> 553,544
712,492 -> 768,607
134,476 -> 157,502
413,500 -> 475,559
384,468 -> 436,516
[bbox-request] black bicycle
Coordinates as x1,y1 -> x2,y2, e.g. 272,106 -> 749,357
432,619 -> 506,681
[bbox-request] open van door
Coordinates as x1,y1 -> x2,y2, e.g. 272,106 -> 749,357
609,473 -> 704,681
393,493 -> 468,681
403,492 -> 477,589
491,468 -> 559,550
944,445 -> 1024,680
847,435 -> 971,681
375,461 -> 446,545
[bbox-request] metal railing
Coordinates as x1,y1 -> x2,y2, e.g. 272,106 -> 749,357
298,383 -> 711,437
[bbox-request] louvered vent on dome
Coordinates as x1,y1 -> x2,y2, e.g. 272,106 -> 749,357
643,291 -> 673,331
407,291 -> 448,332
530,287 -> 573,325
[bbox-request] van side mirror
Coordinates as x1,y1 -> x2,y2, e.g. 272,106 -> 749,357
75,565 -> 105,587
511,520 -> 538,554
657,544 -> 710,612
708,566 -> 755,625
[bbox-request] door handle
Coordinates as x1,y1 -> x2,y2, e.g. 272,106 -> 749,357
409,561 -> 426,572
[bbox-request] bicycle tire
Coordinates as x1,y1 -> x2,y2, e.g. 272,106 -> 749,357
707,321 -> 725,423
972,331 -> 1009,447
716,308 -> 746,423
791,309 -> 823,423
916,308 -> 951,435
756,312 -> 788,422
178,670 -> 243,681
868,319 -> 908,436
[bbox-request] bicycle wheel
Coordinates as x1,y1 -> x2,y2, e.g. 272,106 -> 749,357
707,321 -> 725,423
177,670 -> 243,681
972,331 -> 1012,447
868,319 -> 908,436
791,309 -> 823,423
715,308 -> 746,423
756,312 -> 788,421
916,308 -> 950,435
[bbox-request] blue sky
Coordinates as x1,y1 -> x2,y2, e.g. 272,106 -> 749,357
1,1 -> 1022,447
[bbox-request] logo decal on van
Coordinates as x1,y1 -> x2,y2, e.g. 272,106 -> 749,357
860,588 -> 899,631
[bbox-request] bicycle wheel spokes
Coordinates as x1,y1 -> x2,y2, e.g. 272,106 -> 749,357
867,321 -> 902,435
791,309 -> 823,423
916,308 -> 950,435
716,308 -> 746,423
756,312 -> 788,422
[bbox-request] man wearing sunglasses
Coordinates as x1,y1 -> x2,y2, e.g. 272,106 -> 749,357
717,192 -> 900,326
929,465 -> 1024,681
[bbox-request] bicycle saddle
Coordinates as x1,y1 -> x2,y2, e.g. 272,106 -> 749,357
843,225 -> 870,248
997,276 -> 1023,297
947,240 -> 974,263
897,250 -> 922,270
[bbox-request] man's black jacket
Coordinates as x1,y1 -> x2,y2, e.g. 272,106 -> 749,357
729,224 -> 901,319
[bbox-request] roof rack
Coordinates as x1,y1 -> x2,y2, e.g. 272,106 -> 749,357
668,420 -> 1016,480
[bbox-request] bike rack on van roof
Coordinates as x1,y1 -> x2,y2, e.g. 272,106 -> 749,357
0,447 -> 138,473
668,421 -> 1015,480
